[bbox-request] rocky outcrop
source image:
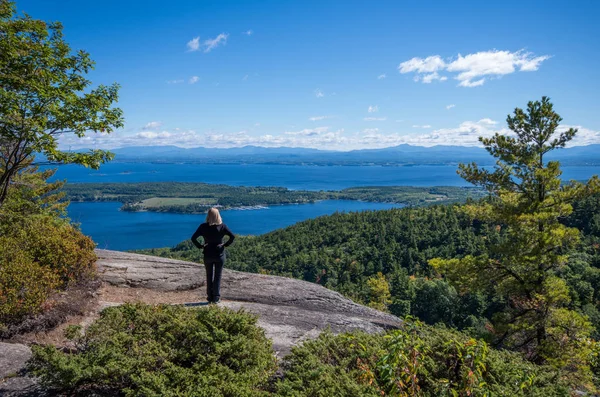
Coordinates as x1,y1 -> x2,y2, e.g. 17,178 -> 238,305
0,342 -> 38,396
95,249 -> 402,355
95,249 -> 202,291
1,249 -> 403,395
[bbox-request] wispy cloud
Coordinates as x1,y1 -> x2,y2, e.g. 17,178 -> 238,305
446,104 -> 456,110
314,89 -> 324,98
166,79 -> 184,84
243,29 -> 253,36
284,127 -> 330,136
143,121 -> 162,130
363,128 -> 379,134
203,33 -> 229,53
189,76 -> 199,84
58,120 -> 600,151
309,116 -> 331,121
412,124 -> 432,129
187,33 -> 229,53
186,37 -> 200,52
377,74 -> 386,79
364,117 -> 387,121
399,49 -> 551,87
368,105 -> 379,113
137,131 -> 173,139
420,72 -> 447,83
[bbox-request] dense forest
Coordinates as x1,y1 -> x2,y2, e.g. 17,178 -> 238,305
62,182 -> 482,213
141,97 -> 600,387
140,195 -> 598,330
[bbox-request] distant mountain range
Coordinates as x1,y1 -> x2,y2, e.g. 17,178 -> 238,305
55,144 -> 600,166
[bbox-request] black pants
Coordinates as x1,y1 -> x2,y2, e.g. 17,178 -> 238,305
204,256 -> 224,302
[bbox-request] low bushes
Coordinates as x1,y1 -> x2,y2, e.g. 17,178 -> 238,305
29,304 -> 575,396
0,236 -> 59,325
0,215 -> 96,327
0,167 -> 97,329
277,322 -> 572,397
29,303 -> 277,397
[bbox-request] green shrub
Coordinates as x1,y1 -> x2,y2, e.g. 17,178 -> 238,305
23,217 -> 97,285
0,167 -> 97,327
0,236 -> 59,325
277,322 -> 572,397
276,331 -> 384,397
29,303 -> 277,397
0,215 -> 96,327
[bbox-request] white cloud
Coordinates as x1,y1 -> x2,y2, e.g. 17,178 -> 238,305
167,79 -> 184,84
189,76 -> 199,84
446,104 -> 456,110
143,121 -> 162,129
137,131 -> 173,140
377,74 -> 386,79
412,125 -> 432,129
244,29 -> 253,36
363,128 -> 379,134
58,120 -> 600,151
314,89 -> 324,98
188,33 -> 229,53
399,49 -> 550,87
284,127 -> 330,136
562,125 -> 600,146
364,117 -> 387,121
399,55 -> 446,74
309,116 -> 330,121
419,72 -> 447,84
203,33 -> 228,53
187,37 -> 200,52
255,122 -> 261,127
368,105 -> 379,113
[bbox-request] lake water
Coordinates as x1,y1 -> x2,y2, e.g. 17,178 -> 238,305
68,200 -> 401,251
55,163 -> 600,251
51,163 -> 600,190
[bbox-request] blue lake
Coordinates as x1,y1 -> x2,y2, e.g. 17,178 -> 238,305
52,163 -> 600,191
68,200 -> 401,251
56,163 -> 600,251
52,162 -> 475,190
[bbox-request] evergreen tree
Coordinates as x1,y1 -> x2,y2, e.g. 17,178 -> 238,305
431,97 -> 600,380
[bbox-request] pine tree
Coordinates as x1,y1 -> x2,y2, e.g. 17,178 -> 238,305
431,97 -> 600,381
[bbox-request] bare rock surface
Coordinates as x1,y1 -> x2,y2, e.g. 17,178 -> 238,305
95,249 -> 402,353
0,342 -> 40,396
3,249 -> 403,395
95,249 -> 202,290
0,342 -> 31,380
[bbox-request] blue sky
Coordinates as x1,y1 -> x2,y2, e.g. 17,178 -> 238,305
15,0 -> 600,150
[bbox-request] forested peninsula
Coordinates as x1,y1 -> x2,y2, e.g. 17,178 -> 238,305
62,182 -> 484,213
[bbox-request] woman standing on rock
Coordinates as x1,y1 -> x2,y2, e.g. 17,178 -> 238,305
191,207 -> 235,304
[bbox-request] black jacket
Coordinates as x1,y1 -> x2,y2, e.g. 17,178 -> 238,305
191,223 -> 235,258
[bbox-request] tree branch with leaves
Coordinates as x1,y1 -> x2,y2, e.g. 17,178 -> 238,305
0,0 -> 124,207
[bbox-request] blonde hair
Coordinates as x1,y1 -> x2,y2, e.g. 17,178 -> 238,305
206,207 -> 223,226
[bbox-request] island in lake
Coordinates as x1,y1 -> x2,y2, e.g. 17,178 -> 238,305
62,182 -> 485,214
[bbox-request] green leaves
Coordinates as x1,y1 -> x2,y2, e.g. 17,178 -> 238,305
434,97 -> 600,385
279,324 -> 569,396
0,1 -> 124,205
29,303 -> 276,396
